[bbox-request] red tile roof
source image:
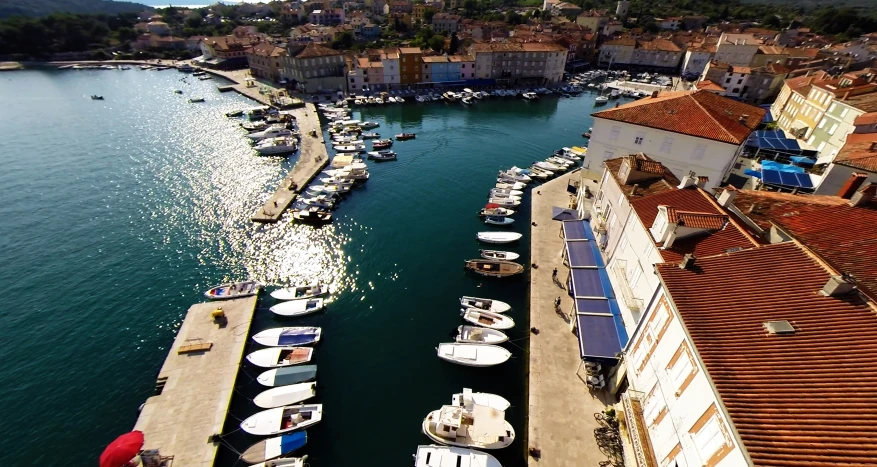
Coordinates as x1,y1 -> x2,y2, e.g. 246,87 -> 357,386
696,80 -> 725,92
657,242 -> 877,467
665,208 -> 728,230
729,190 -> 847,230
855,112 -> 877,126
592,90 -> 766,145
835,133 -> 877,172
604,154 -> 679,200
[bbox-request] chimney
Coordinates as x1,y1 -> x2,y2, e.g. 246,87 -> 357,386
836,172 -> 869,199
717,186 -> 737,207
821,275 -> 856,296
849,182 -> 876,207
631,183 -> 639,196
679,253 -> 696,270
871,141 -> 877,151
677,171 -> 697,189
651,90 -> 659,98
696,176 -> 709,188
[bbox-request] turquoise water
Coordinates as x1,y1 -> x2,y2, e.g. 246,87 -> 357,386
0,69 -> 617,467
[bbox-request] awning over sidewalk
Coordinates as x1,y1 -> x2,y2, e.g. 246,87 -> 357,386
562,219 -> 595,241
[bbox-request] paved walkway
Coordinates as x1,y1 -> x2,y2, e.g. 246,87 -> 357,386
528,168 -> 613,467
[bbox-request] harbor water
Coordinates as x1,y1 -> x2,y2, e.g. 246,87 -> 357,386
0,69 -> 621,467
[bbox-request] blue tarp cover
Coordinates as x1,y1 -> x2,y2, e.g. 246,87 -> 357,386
790,156 -> 816,166
280,431 -> 307,454
761,160 -> 806,173
744,169 -> 762,178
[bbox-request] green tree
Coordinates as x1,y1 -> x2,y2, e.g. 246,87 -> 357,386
424,8 -> 436,23
531,9 -> 541,18
448,33 -> 459,54
116,26 -> 135,42
428,34 -> 445,52
185,12 -> 203,28
332,31 -> 355,50
761,14 -> 781,28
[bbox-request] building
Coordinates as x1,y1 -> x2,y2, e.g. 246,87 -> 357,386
680,42 -> 716,78
575,9 -> 609,32
658,17 -> 681,31
587,90 -> 766,190
199,36 -> 260,69
598,38 -> 635,66
309,8 -> 345,25
280,42 -> 346,93
699,61 -> 751,98
387,0 -> 412,14
551,2 -> 582,17
468,41 -> 567,85
749,44 -> 788,68
712,33 -> 761,67
807,92 -> 877,164
247,42 -> 286,82
815,121 -> 877,195
422,55 -> 455,83
399,47 -> 423,85
449,54 -> 476,80
146,21 -> 170,36
280,5 -> 305,24
629,39 -> 684,71
432,13 -> 461,34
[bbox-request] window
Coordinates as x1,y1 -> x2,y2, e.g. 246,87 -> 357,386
627,263 -> 643,288
669,350 -> 693,390
817,141 -> 826,152
642,387 -> 664,424
737,78 -> 743,84
725,77 -> 731,84
609,212 -> 618,228
660,137 -> 673,153
603,149 -> 615,160
806,135 -> 816,145
828,123 -> 839,135
609,126 -> 620,141
617,193 -> 625,206
817,118 -> 827,129
634,131 -> 645,145
618,236 -> 629,253
828,102 -> 837,113
692,144 -> 706,161
693,414 -> 728,463
840,108 -> 849,118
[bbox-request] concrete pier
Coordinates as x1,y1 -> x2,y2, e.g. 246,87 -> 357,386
528,169 -> 611,467
134,295 -> 259,467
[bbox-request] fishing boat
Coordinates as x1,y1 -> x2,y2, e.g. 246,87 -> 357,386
414,445 -> 502,467
453,388 -> 511,411
360,132 -> 380,139
479,204 -> 515,217
270,298 -> 325,317
460,296 -> 511,313
395,133 -> 416,140
484,216 -> 514,226
486,198 -> 520,208
476,232 -> 522,244
360,121 -> 380,129
241,404 -> 323,436
455,325 -> 508,344
465,259 -> 524,278
436,343 -> 511,367
595,95 -> 609,105
252,327 -> 322,347
240,432 -> 308,464
188,97 -> 205,103
204,281 -> 261,300
461,96 -> 473,105
522,92 -> 538,100
422,405 -> 514,449
256,365 -> 318,387
367,150 -> 397,161
479,250 -> 520,261
461,308 -> 515,329
250,457 -> 307,467
246,347 -> 314,368
242,121 -> 270,132
292,209 -> 332,224
255,137 -> 297,155
271,284 -> 327,301
372,139 -> 393,149
254,382 -> 317,408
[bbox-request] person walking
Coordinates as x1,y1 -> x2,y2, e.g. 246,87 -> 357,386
552,268 -> 558,279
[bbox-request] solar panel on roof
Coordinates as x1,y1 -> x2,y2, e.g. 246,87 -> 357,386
762,169 -> 783,184
795,173 -> 814,188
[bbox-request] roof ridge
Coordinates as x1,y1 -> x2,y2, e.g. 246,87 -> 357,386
697,187 -> 762,248
688,93 -> 739,144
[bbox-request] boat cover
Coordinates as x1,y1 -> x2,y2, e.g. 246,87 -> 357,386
278,330 -> 317,346
274,366 -> 318,386
280,432 -> 307,454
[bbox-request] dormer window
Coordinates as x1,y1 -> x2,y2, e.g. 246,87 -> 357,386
650,207 -> 669,242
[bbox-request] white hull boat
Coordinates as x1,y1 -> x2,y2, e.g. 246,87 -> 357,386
486,198 -> 520,208
246,347 -> 314,368
249,127 -> 293,141
270,284 -> 327,301
257,365 -> 317,387
333,144 -> 365,152
461,297 -> 511,313
204,281 -> 261,300
252,327 -> 322,347
255,137 -> 297,155
241,432 -> 308,464
249,457 -> 307,467
456,325 -> 508,344
270,298 -> 325,317
527,167 -> 552,179
461,308 -> 515,330
453,388 -> 511,411
254,382 -> 317,408
497,171 -> 530,182
240,404 -> 323,436
479,250 -> 520,261
534,161 -> 561,172
480,206 -> 515,217
488,192 -> 521,201
422,406 -> 515,448
490,188 -> 524,197
436,343 -> 511,367
414,445 -> 502,467
484,216 -> 514,226
495,182 -> 525,191
476,232 -> 522,244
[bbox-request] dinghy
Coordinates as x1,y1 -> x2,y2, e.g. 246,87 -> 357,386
422,404 -> 515,448
269,299 -> 325,317
204,281 -> 261,300
257,365 -> 318,387
253,327 -> 322,347
486,198 -> 520,208
246,347 -> 314,368
249,457 -> 307,467
436,343 -> 511,367
453,387 -> 511,411
270,285 -> 327,301
476,232 -> 522,244
254,382 -> 317,408
414,445 -> 502,467
484,216 -> 514,226
460,296 -> 511,313
461,308 -> 515,330
479,250 -> 520,261
241,432 -> 307,464
479,205 -> 515,217
456,325 -> 508,344
241,405 -> 323,436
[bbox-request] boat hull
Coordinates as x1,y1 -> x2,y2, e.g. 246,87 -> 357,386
254,382 -> 317,409
422,410 -> 515,449
240,404 -> 322,436
246,347 -> 314,368
414,445 -> 502,467
436,343 -> 511,367
270,285 -> 327,301
456,325 -> 509,344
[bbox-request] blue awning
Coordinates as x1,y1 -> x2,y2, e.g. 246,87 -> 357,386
790,156 -> 816,166
577,314 -> 623,360
566,241 -> 597,268
744,168 -> 762,178
552,206 -> 580,221
761,160 -> 806,173
576,298 -> 612,315
570,268 -> 605,297
562,220 -> 594,241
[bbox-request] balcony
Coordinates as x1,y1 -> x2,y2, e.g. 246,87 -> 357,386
610,260 -> 643,312
621,391 -> 659,467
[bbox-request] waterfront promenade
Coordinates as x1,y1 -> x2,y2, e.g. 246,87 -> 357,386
134,296 -> 258,466
528,169 -> 611,467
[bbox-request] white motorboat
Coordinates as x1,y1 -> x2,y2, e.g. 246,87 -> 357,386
461,97 -> 473,105
241,432 -> 308,464
270,298 -> 325,317
486,198 -> 520,208
255,137 -> 297,155
436,343 -> 511,367
256,365 -> 318,387
480,205 -> 515,217
595,95 -> 609,104
252,327 -> 322,347
271,284 -> 327,301
453,388 -> 511,411
204,281 -> 261,300
333,143 -> 365,153
254,382 -> 317,408
461,308 -> 515,330
396,96 -> 406,103
488,192 -> 521,201
522,92 -> 538,100
547,156 -> 574,168
484,216 -> 514,226
495,182 -> 525,191
476,232 -> 522,244
309,184 -> 350,193
242,121 -> 270,132
456,325 -> 508,344
527,166 -> 553,179
422,405 -> 515,449
249,126 -> 293,141
361,132 -> 380,139
533,161 -> 561,172
479,250 -> 520,261
360,121 -> 379,129
246,347 -> 314,368
490,188 -> 524,197
241,405 -> 321,436
498,170 -> 530,182
414,445 -> 502,467
250,457 -> 307,467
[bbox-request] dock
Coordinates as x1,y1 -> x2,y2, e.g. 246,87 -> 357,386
528,169 -> 611,467
251,103 -> 329,223
134,296 -> 259,466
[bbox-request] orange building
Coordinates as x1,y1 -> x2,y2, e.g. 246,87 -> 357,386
399,47 -> 422,85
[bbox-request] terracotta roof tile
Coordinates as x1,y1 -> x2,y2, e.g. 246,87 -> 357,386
292,42 -> 342,58
855,112 -> 877,126
657,242 -> 877,467
592,90 -> 766,145
604,154 -> 680,200
835,133 -> 877,172
696,80 -> 725,92
729,190 -> 847,230
665,209 -> 728,229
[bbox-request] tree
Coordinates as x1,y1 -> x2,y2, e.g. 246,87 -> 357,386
185,13 -> 203,29
448,33 -> 459,54
424,8 -> 436,23
332,31 -> 354,50
761,14 -> 781,29
506,11 -> 523,25
531,9 -> 541,18
428,34 -> 445,52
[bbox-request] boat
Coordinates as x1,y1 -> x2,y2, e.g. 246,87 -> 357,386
395,133 -> 416,140
533,161 -> 561,172
91,95 -> 104,100
484,216 -> 514,226
453,388 -> 511,411
479,250 -> 520,261
174,90 -> 183,94
246,347 -> 314,368
269,298 -> 325,317
436,343 -> 511,367
527,167 -> 552,179
188,97 -> 205,103
333,143 -> 365,153
422,393 -> 515,449
178,64 -> 194,72
204,281 -> 261,300
256,365 -> 318,387
255,137 -> 297,155
461,307 -> 516,328
486,198 -> 520,208
490,188 -> 523,197
495,182 -> 525,191
252,327 -> 322,347
479,204 -> 515,217
242,121 -> 270,132
476,232 -> 522,244
547,156 -> 574,168
309,184 -> 350,193
271,284 -> 327,301
367,150 -> 397,161
360,121 -> 380,129
497,170 -> 530,182
372,139 -> 393,149
455,325 -> 508,344
461,97 -> 473,105
249,127 -> 294,141
488,193 -> 521,202
198,75 -> 212,81
226,110 -> 244,117
241,404 -> 322,436
249,457 -> 307,467
522,92 -> 538,100
361,132 -> 380,139
595,95 -> 609,105
254,382 -> 317,408
292,210 -> 332,224
414,445 -> 502,467
240,432 -> 308,464
582,132 -> 591,138
396,96 -> 406,103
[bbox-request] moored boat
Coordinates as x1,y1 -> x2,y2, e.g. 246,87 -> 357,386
240,432 -> 308,464
395,133 -> 416,140
422,405 -> 515,449
476,232 -> 522,244
255,137 -> 297,155
479,250 -> 520,261
271,284 -> 327,301
246,347 -> 314,368
249,457 -> 307,467
254,382 -> 317,408
372,139 -> 393,149
479,204 -> 515,217
269,298 -> 325,317
414,445 -> 502,467
436,343 -> 511,367
453,388 -> 511,411
204,281 -> 261,300
455,325 -> 509,344
292,209 -> 332,224
252,327 -> 322,347
188,97 -> 205,103
241,405 -> 322,436
461,308 -> 515,329
460,296 -> 511,313
256,365 -> 318,387
486,198 -> 520,208
367,150 -> 397,161
484,216 -> 514,226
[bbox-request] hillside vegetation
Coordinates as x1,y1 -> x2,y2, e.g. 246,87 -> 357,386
0,0 -> 146,19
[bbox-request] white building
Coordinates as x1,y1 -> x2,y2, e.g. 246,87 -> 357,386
587,90 -> 766,190
615,0 -> 630,18
713,33 -> 760,67
680,45 -> 715,77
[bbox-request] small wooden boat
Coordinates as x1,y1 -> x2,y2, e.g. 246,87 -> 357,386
226,110 -> 244,117
246,347 -> 314,368
486,198 -> 520,208
436,343 -> 511,367
269,298 -> 325,317
479,205 -> 515,217
582,132 -> 591,138
484,216 -> 514,226
252,327 -> 322,347
270,284 -> 327,301
372,139 -> 393,149
188,97 -> 205,103
395,133 -> 416,140
293,210 -> 332,224
456,325 -> 508,344
254,382 -> 317,408
461,308 -> 515,329
250,456 -> 307,467
414,445 -> 502,467
204,281 -> 261,300
465,259 -> 523,278
257,365 -> 318,387
241,404 -> 323,436
460,296 -> 511,313
367,150 -> 396,161
479,249 -> 519,261
453,388 -> 511,411
476,232 -> 522,244
240,432 -> 307,464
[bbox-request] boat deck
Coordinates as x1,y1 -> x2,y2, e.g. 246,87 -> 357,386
134,295 -> 259,466
528,169 -> 613,467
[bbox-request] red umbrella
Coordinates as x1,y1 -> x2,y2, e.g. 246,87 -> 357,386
100,431 -> 144,467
